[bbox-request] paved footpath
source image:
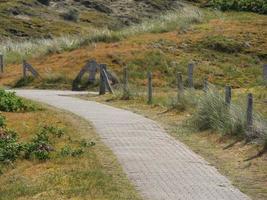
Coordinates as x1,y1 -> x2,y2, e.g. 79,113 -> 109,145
14,90 -> 250,200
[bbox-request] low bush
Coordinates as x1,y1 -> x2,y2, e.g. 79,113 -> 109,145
0,130 -> 23,163
0,115 -> 6,128
0,89 -> 36,112
24,129 -> 54,160
0,123 -> 95,169
209,0 -> 267,14
62,8 -> 80,22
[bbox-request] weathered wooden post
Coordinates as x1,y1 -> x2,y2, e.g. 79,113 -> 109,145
99,65 -> 106,95
225,86 -> 232,105
177,72 -> 184,96
123,66 -> 129,97
203,79 -> 209,93
263,64 -> 267,81
147,72 -> 152,104
188,63 -> 194,88
0,54 -> 3,73
246,93 -> 253,134
22,60 -> 27,78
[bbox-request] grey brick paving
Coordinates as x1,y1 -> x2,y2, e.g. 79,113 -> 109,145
14,90 -> 251,200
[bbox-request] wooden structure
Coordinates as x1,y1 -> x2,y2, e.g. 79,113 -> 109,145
72,60 -> 118,92
22,60 -> 40,78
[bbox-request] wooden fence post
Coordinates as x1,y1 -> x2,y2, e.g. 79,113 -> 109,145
203,79 -> 209,93
147,72 -> 152,104
22,60 -> 27,78
188,63 -> 194,88
246,93 -> 253,133
0,54 -> 3,73
264,64 -> 267,81
99,65 -> 106,95
225,86 -> 232,105
123,66 -> 129,96
177,72 -> 184,96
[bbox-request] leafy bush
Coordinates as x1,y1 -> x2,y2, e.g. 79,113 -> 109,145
41,125 -> 65,138
24,129 -> 54,160
0,130 -> 23,163
209,0 -> 267,14
0,115 -> 6,128
0,89 -> 36,112
62,8 -> 80,22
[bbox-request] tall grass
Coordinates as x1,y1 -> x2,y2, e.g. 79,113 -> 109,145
0,5 -> 202,64
191,85 -> 267,143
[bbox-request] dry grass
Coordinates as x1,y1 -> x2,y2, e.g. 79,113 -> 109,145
0,105 -> 142,200
0,10 -> 266,89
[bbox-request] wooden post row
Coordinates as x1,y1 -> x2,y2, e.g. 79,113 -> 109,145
0,54 -> 3,73
147,72 -> 152,104
225,86 -> 232,105
188,63 -> 194,88
246,93 -> 253,133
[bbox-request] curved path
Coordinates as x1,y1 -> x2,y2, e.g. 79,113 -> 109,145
14,90 -> 250,200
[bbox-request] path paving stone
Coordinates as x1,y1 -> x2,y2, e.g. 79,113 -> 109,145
14,89 -> 251,200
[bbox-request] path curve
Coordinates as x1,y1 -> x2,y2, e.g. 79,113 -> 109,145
14,89 -> 250,200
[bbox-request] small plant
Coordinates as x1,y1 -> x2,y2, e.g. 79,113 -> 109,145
24,130 -> 54,160
62,8 -> 80,22
0,129 -> 23,163
41,125 -> 65,138
0,89 -> 36,112
80,139 -> 96,148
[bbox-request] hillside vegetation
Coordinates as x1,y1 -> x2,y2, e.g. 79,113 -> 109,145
0,0 -> 184,40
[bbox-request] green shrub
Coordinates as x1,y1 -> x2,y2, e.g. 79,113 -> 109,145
0,89 -> 36,112
62,8 -> 80,22
0,115 -> 6,128
24,130 -> 54,160
0,130 -> 23,163
209,0 -> 267,14
41,125 -> 65,138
